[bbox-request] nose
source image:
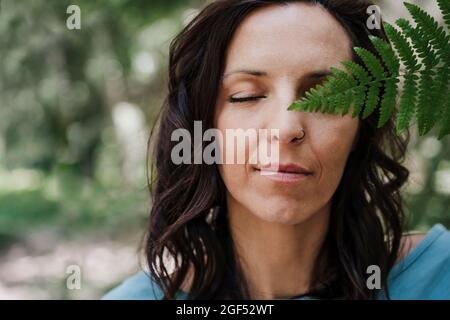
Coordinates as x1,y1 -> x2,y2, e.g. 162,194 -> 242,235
272,125 -> 306,144
268,87 -> 307,145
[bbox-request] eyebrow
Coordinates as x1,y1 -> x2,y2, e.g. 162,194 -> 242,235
222,69 -> 332,80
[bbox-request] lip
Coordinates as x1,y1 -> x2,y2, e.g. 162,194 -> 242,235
256,163 -> 313,174
254,163 -> 313,183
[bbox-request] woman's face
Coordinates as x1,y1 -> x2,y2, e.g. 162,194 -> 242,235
215,3 -> 360,225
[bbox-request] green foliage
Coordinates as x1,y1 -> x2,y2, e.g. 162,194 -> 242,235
289,1 -> 450,140
0,166 -> 148,246
0,0 -> 202,174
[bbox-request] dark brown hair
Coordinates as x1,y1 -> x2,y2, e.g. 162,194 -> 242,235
144,0 -> 410,299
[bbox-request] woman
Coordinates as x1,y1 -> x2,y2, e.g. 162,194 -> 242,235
103,0 -> 450,300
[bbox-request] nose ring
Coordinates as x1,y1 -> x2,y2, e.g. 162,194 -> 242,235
272,128 -> 306,142
297,128 -> 306,141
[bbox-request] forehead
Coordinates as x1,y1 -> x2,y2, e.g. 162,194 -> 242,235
224,3 -> 353,75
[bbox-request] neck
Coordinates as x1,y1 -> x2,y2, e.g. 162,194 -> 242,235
228,200 -> 330,300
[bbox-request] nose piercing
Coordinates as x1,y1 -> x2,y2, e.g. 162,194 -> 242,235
297,128 -> 306,141
272,128 -> 306,142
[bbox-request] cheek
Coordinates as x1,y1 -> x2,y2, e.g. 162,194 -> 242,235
216,107 -> 261,212
218,164 -> 247,187
309,117 -> 359,193
215,105 -> 257,167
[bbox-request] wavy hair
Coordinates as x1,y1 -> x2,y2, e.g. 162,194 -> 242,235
143,0 -> 411,299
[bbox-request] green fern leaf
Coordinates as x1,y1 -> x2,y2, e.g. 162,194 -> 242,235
404,2 -> 450,61
369,35 -> 400,75
369,35 -> 400,127
396,74 -> 418,135
340,61 -> 370,117
404,2 -> 450,136
437,0 -> 450,31
438,99 -> 450,139
354,47 -> 386,79
354,48 -> 386,119
354,87 -> 367,118
326,95 -> 336,113
288,1 -> 450,139
378,79 -> 399,128
341,61 -> 371,85
397,18 -> 437,135
363,83 -> 381,119
340,90 -> 354,116
383,22 -> 419,71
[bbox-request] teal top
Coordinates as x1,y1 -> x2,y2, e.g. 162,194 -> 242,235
102,224 -> 450,300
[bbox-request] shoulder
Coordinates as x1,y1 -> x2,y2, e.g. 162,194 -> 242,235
102,271 -> 164,300
386,224 -> 450,299
397,232 -> 428,262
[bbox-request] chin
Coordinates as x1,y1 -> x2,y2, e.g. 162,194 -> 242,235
254,203 -> 312,225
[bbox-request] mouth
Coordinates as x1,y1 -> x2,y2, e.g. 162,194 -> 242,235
253,163 -> 313,183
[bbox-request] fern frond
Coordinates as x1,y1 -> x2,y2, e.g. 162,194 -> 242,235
363,83 -> 381,119
353,47 -> 386,119
340,61 -> 370,117
397,18 -> 437,135
288,1 -> 450,139
437,0 -> 450,30
396,74 -> 418,135
438,98 -> 450,139
369,35 -> 400,75
354,47 -> 386,79
369,35 -> 400,127
383,22 -> 419,71
404,2 -> 450,137
404,2 -> 450,61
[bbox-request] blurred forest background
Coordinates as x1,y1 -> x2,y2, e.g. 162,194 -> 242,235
0,0 -> 448,299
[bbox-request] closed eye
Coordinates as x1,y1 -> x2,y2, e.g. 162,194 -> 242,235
228,95 -> 266,104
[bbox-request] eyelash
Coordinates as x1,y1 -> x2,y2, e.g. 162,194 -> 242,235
228,96 -> 266,104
